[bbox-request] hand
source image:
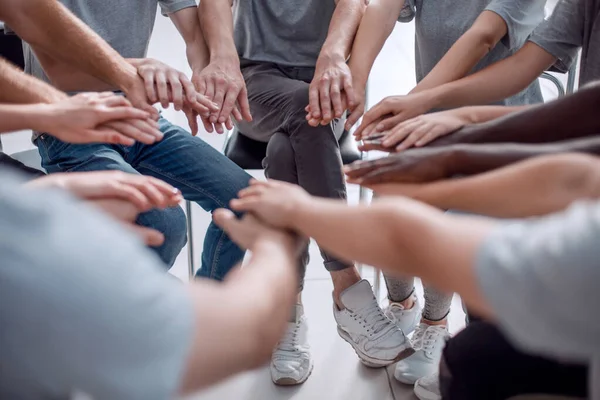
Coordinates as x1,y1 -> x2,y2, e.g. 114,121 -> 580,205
90,199 -> 165,246
213,209 -> 304,255
28,171 -> 182,211
344,83 -> 366,131
344,147 -> 456,185
379,111 -> 468,152
192,60 -> 252,134
307,53 -> 355,126
40,93 -> 163,146
135,58 -> 196,111
230,179 -> 311,229
354,92 -> 434,140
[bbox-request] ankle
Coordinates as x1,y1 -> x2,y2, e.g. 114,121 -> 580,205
391,295 -> 415,310
421,317 -> 447,327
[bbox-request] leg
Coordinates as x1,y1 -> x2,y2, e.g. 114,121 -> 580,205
440,321 -> 588,400
127,118 -> 251,281
36,135 -> 187,267
384,274 -> 422,334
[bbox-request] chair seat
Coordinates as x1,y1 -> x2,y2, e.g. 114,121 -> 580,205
224,129 -> 361,170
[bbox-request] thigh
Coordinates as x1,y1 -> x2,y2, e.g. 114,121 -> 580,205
441,321 -> 588,400
130,118 -> 251,212
237,63 -> 310,142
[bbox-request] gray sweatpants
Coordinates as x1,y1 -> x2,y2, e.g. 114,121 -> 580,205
237,61 -> 352,288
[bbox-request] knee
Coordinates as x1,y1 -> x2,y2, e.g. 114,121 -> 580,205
137,206 -> 188,268
264,133 -> 297,181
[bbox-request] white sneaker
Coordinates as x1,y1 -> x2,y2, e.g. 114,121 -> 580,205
270,305 -> 313,385
334,280 -> 414,367
414,372 -> 441,400
394,323 -> 450,384
384,294 -> 422,335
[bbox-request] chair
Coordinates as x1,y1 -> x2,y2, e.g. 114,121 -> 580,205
540,52 -> 579,97
8,148 -> 44,171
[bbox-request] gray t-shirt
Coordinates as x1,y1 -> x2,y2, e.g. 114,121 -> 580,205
0,171 -> 193,400
233,0 -> 336,68
400,0 -> 545,106
528,0 -> 600,86
23,0 -> 197,82
477,201 -> 600,398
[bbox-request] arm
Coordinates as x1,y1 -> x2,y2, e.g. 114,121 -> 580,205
307,0 -> 368,124
411,11 -> 509,93
169,7 -> 210,76
196,0 -> 251,130
370,153 -> 600,218
423,42 -> 556,109
345,135 -> 600,185
431,81 -> 600,147
230,180 -> 496,318
0,57 -> 66,104
0,0 -> 139,93
178,211 -> 300,393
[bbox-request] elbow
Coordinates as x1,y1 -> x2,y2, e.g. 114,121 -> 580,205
468,27 -> 502,55
542,153 -> 600,200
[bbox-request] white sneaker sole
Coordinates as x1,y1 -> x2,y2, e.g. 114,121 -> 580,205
337,327 -> 415,368
414,384 -> 441,400
271,359 -> 314,386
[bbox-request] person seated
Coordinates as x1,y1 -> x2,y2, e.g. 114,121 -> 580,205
198,0 -> 411,385
333,0 -> 545,386
4,0 -> 250,277
356,0 -> 598,152
227,173 -> 600,399
0,169 -> 304,399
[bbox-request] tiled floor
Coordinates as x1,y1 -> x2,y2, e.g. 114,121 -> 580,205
2,2 -> 573,398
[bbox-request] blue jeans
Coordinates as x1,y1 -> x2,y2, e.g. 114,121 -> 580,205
37,117 -> 251,280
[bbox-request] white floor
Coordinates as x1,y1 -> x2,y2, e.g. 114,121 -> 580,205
1,2 -> 572,399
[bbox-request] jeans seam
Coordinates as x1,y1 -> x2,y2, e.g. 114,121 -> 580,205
137,162 -> 227,208
210,230 -> 225,279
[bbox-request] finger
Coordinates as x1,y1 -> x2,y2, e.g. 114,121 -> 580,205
357,166 -> 398,185
200,115 -> 214,134
181,73 -> 199,104
229,197 -> 261,212
308,84 -> 321,119
355,102 -> 392,138
218,89 -> 238,124
195,92 -> 220,113
382,122 -> 417,148
237,85 -> 253,122
98,107 -> 150,123
141,70 -> 158,104
415,129 -> 441,148
231,105 -> 243,122
98,95 -> 131,108
318,77 -> 332,122
212,208 -> 239,233
155,71 -> 169,109
211,80 -> 227,124
376,114 -> 408,132
345,105 -> 363,131
357,140 -> 395,153
343,75 -> 356,109
80,128 -> 135,146
127,224 -> 165,247
362,120 -> 384,139
168,72 -> 184,111
97,182 -> 152,211
214,122 -> 225,134
397,128 -> 427,151
224,116 -> 234,131
237,185 -> 266,198
127,179 -> 168,209
185,108 -> 199,136
104,121 -> 158,145
330,81 -> 343,118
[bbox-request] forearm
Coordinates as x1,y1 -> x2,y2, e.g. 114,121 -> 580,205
169,7 -> 210,71
452,105 -> 529,124
432,81 -> 600,146
348,0 -> 402,88
321,0 -> 367,60
290,197 -> 495,316
413,153 -> 600,218
0,104 -> 53,133
412,13 -> 505,93
424,42 -> 555,110
1,0 -> 138,90
199,0 -> 238,63
180,238 -> 297,393
0,59 -> 66,104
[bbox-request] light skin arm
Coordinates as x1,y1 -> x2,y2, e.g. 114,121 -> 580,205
411,11 -> 509,93
370,153 -> 600,218
0,57 -> 66,104
0,0 -> 140,94
230,180 -> 496,318
306,0 -> 368,126
178,211 -> 300,393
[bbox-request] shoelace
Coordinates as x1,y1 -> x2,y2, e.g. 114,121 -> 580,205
384,303 -> 405,324
277,323 -> 300,352
354,302 -> 390,336
412,325 -> 445,353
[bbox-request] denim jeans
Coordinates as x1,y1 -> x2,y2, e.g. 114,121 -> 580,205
36,116 -> 251,280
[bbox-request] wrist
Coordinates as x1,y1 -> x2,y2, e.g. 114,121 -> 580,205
29,104 -> 56,132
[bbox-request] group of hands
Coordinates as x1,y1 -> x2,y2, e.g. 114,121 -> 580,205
34,56 -> 469,248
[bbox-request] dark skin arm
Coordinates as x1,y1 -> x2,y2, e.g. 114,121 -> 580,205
345,136 -> 600,185
347,81 -> 600,184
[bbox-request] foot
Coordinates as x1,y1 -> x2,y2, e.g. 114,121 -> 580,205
384,293 -> 422,335
333,280 -> 414,367
270,305 -> 313,386
414,372 -> 441,400
394,323 -> 450,384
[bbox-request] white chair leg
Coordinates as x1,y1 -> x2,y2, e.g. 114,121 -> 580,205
185,200 -> 195,280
